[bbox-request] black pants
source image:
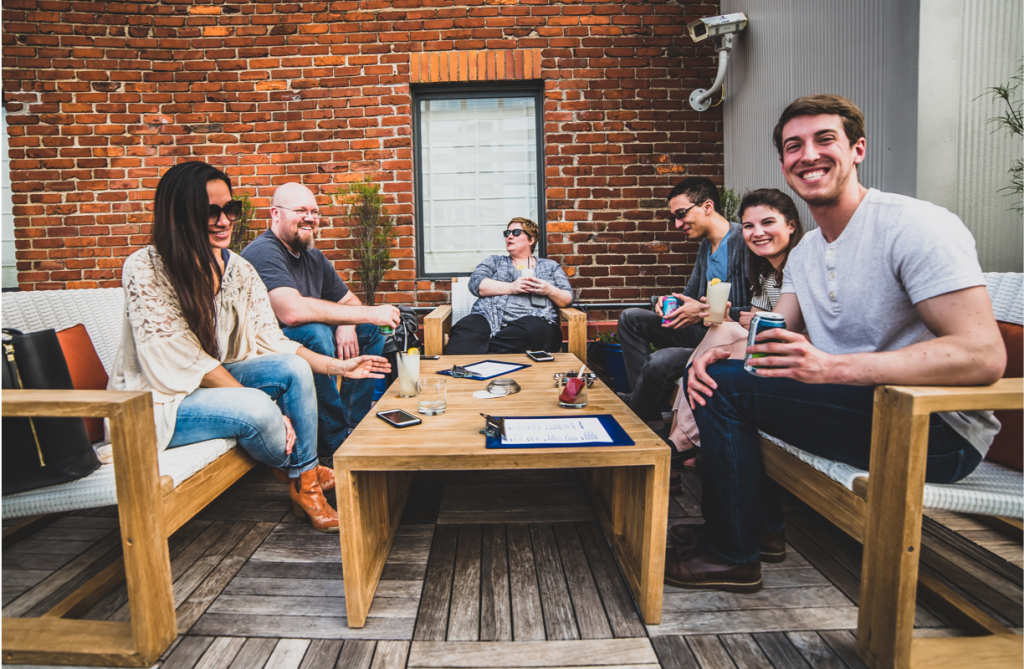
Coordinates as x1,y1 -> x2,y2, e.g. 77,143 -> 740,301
617,308 -> 707,418
445,314 -> 562,355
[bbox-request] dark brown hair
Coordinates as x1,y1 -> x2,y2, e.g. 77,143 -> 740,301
152,161 -> 232,358
738,189 -> 804,297
772,94 -> 866,158
667,177 -> 722,214
508,217 -> 539,253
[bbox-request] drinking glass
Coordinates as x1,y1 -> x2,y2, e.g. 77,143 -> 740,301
705,281 -> 732,324
396,351 -> 420,397
558,377 -> 588,409
417,378 -> 447,415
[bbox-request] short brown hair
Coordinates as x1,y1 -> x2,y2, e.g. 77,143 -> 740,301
508,217 -> 539,252
772,94 -> 865,157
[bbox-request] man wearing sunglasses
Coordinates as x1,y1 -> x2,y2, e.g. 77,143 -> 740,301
242,182 -> 402,463
616,177 -> 751,420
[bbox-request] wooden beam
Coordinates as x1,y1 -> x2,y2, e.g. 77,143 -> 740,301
760,440 -> 866,541
909,635 -> 1023,669
856,387 -> 931,669
109,391 -> 177,665
423,305 -> 452,357
559,307 -> 587,364
43,557 -> 125,620
1,618 -> 145,667
888,378 -> 1023,415
969,515 -> 1023,541
917,571 -> 1015,637
1,513 -> 64,546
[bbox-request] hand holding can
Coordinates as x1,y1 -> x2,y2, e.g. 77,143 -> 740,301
661,296 -> 678,325
744,312 -> 787,375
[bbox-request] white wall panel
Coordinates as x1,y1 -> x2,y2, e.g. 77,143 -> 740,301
2,109 -> 15,289
919,0 -> 1022,273
719,0 -> 1021,271
720,0 -> 920,232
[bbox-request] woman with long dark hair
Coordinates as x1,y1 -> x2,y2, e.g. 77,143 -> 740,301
666,189 -> 804,469
109,161 -> 390,532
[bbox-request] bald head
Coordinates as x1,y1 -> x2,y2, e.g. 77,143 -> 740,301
272,182 -> 316,209
270,182 -> 320,254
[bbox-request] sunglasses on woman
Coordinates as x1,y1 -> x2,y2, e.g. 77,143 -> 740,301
209,200 -> 243,222
503,229 -> 530,238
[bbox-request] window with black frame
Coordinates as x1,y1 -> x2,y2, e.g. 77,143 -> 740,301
413,83 -> 545,278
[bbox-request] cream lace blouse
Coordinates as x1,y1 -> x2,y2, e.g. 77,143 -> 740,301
108,246 -> 301,451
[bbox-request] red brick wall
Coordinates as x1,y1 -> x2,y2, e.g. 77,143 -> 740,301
2,0 -> 723,307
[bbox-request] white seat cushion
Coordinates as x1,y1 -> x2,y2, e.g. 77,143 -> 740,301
2,438 -> 237,520
761,432 -> 1024,519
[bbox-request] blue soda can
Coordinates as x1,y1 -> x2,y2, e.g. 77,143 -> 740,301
744,312 -> 787,375
661,296 -> 678,325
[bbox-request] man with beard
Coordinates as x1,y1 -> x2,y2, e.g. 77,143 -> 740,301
242,182 -> 401,462
668,94 -> 1006,593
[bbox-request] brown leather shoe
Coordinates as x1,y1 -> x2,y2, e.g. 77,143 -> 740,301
274,466 -> 335,493
664,544 -> 762,593
288,469 -> 339,533
668,523 -> 786,564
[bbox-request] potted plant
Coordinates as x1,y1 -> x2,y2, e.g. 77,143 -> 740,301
330,177 -> 398,400
329,176 -> 396,306
228,192 -> 257,254
592,329 -> 632,394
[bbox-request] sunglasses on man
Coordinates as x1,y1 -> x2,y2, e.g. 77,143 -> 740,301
503,229 -> 531,238
209,200 -> 244,222
668,202 -> 702,222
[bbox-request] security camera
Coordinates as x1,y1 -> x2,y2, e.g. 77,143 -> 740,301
686,13 -> 748,112
687,13 -> 748,43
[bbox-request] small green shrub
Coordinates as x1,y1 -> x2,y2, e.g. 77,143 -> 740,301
329,176 -> 396,306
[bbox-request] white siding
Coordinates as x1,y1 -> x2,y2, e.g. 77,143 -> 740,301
918,0 -> 1023,273
719,0 -> 921,233
2,109 -> 16,288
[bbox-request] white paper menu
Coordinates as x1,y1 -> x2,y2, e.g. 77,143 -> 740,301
501,417 -> 613,445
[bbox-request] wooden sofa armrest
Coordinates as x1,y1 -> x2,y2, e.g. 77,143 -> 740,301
559,307 -> 587,364
1,388 -> 176,664
879,378 -> 1024,415
857,377 -> 1024,667
424,304 -> 452,356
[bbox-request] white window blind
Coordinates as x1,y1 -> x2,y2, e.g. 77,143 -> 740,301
419,96 -> 538,275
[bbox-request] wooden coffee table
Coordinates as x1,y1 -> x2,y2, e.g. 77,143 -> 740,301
333,352 -> 669,628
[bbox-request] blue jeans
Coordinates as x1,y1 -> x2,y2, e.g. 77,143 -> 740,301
689,360 -> 982,565
282,322 -> 384,460
168,354 -> 318,476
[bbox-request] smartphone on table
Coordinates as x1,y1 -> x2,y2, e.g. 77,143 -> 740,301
376,409 -> 422,428
526,350 -> 554,362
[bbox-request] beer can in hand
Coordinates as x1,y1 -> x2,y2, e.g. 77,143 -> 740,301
744,312 -> 786,375
661,296 -> 678,325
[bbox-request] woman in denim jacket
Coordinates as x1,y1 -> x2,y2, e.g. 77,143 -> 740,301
445,217 -> 574,355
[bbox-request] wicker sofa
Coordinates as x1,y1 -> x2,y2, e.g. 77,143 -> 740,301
2,287 -> 258,666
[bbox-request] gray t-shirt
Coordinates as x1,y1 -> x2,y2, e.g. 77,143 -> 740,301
782,188 -> 999,455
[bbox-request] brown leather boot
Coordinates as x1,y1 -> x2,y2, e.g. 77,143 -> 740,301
315,465 -> 335,493
288,469 -> 339,532
668,523 -> 786,563
274,466 -> 335,493
664,544 -> 762,593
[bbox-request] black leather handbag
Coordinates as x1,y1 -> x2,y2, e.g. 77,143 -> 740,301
2,328 -> 101,495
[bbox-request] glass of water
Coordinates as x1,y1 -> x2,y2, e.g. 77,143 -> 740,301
417,378 -> 447,415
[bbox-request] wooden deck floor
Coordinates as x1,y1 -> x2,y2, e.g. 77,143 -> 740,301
3,463 -> 1021,669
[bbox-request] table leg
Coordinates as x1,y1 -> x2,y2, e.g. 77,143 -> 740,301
334,468 -> 414,628
581,458 -> 669,625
